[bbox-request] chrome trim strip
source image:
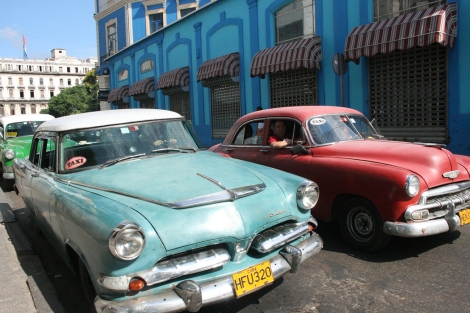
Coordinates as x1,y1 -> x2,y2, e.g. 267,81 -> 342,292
98,248 -> 231,292
94,234 -> 323,313
251,221 -> 310,253
55,177 -> 265,209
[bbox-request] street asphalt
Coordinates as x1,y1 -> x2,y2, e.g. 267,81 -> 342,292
0,188 -> 64,313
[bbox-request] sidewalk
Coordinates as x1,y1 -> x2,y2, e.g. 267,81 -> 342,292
0,189 -> 64,313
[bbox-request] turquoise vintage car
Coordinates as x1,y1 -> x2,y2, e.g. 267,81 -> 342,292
0,114 -> 55,189
13,109 -> 323,312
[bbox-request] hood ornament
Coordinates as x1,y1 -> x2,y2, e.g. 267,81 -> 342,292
443,170 -> 460,179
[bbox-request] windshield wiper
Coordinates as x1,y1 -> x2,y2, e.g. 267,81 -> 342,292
100,153 -> 146,169
150,147 -> 197,154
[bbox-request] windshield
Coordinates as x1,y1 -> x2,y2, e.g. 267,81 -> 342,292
59,120 -> 200,172
307,114 -> 382,145
5,121 -> 47,138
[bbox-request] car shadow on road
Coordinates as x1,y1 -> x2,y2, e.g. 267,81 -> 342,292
315,220 -> 461,262
8,205 -> 92,313
0,202 -> 66,313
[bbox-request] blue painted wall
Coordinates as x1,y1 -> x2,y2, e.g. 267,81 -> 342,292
132,2 -> 147,43
98,0 -> 470,155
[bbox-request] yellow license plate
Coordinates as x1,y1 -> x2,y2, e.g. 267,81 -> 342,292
232,260 -> 274,297
459,208 -> 470,226
6,132 -> 17,137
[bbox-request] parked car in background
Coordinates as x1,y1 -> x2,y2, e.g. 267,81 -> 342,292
13,109 -> 323,312
0,114 -> 55,189
210,106 -> 470,251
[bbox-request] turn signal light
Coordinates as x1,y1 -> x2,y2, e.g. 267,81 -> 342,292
129,278 -> 146,291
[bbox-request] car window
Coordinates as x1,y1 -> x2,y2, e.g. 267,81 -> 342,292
268,119 -> 305,146
59,120 -> 200,172
41,139 -> 56,171
233,121 -> 264,145
31,138 -> 42,167
6,121 -> 47,138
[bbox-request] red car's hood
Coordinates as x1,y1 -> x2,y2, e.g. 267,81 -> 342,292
313,140 -> 470,188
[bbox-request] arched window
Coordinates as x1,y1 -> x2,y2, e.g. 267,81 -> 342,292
275,0 -> 315,44
118,69 -> 128,81
140,60 -> 154,73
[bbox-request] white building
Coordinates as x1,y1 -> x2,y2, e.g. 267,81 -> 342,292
0,49 -> 97,115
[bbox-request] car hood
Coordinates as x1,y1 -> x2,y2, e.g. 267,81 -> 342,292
65,151 -> 301,250
2,136 -> 33,158
314,140 -> 469,187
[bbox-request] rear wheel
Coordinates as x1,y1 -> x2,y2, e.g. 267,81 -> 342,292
339,198 -> 390,251
78,257 -> 97,311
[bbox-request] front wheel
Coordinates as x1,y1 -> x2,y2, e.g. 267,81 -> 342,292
339,198 -> 390,252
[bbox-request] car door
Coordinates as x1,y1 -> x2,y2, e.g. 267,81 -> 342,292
218,119 -> 267,163
256,118 -> 312,179
29,136 -> 59,241
16,136 -> 41,215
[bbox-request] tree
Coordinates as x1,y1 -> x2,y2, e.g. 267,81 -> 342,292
41,69 -> 100,117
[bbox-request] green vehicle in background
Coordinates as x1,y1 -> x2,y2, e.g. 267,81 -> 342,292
0,114 -> 55,190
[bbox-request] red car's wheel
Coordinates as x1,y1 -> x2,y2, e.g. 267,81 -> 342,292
339,198 -> 390,251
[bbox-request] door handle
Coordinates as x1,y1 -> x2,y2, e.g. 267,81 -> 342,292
260,149 -> 270,153
31,172 -> 39,177
224,148 -> 234,151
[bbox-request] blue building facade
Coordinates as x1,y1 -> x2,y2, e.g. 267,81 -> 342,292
94,0 -> 470,155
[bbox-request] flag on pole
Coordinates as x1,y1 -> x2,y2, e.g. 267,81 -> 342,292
23,35 -> 28,60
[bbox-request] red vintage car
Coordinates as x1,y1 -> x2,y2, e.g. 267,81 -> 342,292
210,106 -> 470,251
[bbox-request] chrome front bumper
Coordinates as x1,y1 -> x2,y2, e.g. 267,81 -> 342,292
95,233 -> 323,313
384,202 -> 461,237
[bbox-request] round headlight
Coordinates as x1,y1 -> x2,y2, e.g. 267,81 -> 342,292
5,149 -> 15,160
109,221 -> 145,260
297,180 -> 319,210
405,175 -> 420,197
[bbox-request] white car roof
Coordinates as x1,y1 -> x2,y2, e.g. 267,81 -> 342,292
37,109 -> 183,133
0,114 -> 55,126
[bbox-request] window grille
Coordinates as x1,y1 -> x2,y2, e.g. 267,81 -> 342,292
162,87 -> 191,120
140,98 -> 155,109
270,68 -> 317,107
369,44 -> 448,143
203,76 -> 240,139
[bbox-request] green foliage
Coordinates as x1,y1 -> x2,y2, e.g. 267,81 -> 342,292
43,69 -> 100,117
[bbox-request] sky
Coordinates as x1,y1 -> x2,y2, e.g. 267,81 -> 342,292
0,0 -> 97,61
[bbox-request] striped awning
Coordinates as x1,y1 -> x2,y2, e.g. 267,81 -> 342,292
250,37 -> 322,78
157,67 -> 190,89
197,53 -> 239,82
344,2 -> 458,63
108,85 -> 129,102
129,77 -> 154,96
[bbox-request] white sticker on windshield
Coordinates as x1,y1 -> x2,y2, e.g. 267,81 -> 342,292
120,127 -> 130,134
349,118 -> 356,123
310,118 -> 326,125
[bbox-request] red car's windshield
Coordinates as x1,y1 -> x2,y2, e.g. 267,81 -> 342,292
307,114 -> 382,145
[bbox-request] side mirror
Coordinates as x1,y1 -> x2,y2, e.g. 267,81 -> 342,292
290,144 -> 308,155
